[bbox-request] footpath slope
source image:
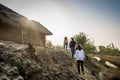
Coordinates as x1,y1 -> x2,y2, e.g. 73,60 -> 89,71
1,40 -> 117,80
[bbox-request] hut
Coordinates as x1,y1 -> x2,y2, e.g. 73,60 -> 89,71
0,4 -> 52,47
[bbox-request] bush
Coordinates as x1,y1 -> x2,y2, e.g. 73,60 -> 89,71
74,32 -> 96,54
12,60 -> 23,70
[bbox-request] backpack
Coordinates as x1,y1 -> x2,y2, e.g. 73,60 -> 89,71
70,41 -> 76,48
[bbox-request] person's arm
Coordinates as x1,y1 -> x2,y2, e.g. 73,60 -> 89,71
69,42 -> 71,48
82,49 -> 85,59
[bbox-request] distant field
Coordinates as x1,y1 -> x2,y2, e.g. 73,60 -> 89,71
87,54 -> 120,79
89,54 -> 120,67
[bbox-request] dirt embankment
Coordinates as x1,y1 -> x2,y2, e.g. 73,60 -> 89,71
0,40 -> 97,80
1,40 -> 119,80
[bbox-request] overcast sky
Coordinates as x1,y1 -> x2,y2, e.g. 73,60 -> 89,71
0,0 -> 120,49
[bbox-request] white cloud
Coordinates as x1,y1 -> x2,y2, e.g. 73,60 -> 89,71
1,0 -> 120,49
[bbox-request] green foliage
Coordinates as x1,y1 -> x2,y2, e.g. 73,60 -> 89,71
74,32 -> 87,46
12,60 -> 23,70
73,32 -> 120,55
46,40 -> 54,48
74,32 -> 96,53
99,46 -> 105,53
99,45 -> 120,55
84,43 -> 96,53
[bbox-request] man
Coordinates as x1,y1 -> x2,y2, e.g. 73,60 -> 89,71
69,38 -> 76,59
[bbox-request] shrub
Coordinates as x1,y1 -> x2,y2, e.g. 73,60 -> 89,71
12,60 -> 23,70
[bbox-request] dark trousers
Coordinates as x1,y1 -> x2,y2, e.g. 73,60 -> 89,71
77,60 -> 84,74
71,47 -> 75,59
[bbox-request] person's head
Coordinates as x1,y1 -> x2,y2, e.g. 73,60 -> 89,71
71,38 -> 74,41
78,45 -> 82,50
64,36 -> 68,40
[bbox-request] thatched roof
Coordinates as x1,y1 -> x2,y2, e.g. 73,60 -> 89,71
0,4 -> 52,35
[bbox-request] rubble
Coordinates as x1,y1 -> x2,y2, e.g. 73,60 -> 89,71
0,40 -> 81,80
2,40 -> 115,80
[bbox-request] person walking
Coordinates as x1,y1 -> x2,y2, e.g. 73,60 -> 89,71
75,45 -> 85,75
63,36 -> 68,51
69,38 -> 76,59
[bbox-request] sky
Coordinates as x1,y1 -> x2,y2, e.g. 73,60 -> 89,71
0,0 -> 120,49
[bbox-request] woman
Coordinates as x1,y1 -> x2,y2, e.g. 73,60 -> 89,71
75,45 -> 85,74
64,36 -> 68,51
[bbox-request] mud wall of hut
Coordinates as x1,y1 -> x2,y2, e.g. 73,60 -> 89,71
0,24 -> 22,43
0,24 -> 45,47
38,32 -> 45,47
22,28 -> 45,47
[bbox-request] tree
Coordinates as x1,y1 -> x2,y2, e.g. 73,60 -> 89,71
46,40 -> 53,48
99,46 -> 106,53
74,32 -> 96,53
74,32 -> 87,46
99,44 -> 120,55
84,43 -> 96,53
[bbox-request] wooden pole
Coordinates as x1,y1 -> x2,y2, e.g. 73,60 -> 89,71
21,28 -> 24,44
36,29 -> 38,54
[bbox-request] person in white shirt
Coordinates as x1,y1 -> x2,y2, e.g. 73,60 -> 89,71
75,44 -> 85,74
